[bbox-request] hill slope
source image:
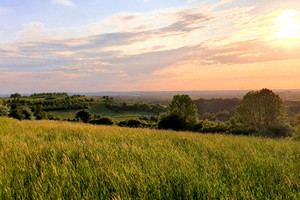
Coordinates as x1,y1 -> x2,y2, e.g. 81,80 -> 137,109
47,101 -> 155,120
0,117 -> 299,199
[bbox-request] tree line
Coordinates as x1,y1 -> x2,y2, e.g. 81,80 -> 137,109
1,89 -> 300,139
104,97 -> 166,115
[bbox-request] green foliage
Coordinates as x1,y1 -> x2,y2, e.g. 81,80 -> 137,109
263,123 -> 292,138
9,108 -> 25,120
105,99 -> 166,115
201,110 -> 232,121
199,120 -> 230,133
0,103 -> 10,116
90,117 -> 115,125
292,126 -> 300,141
195,98 -> 240,119
10,92 -> 22,98
29,92 -> 69,99
168,95 -> 198,128
118,119 -> 150,128
0,118 -> 299,199
229,125 -> 258,136
235,88 -> 287,133
32,105 -> 48,120
75,110 -> 91,123
6,97 -> 89,112
22,107 -> 34,120
158,114 -> 186,131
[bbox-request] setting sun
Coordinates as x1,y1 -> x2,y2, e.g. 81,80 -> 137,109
276,10 -> 300,38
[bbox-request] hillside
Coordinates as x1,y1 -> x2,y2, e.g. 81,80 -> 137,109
0,117 -> 299,199
46,101 -> 156,121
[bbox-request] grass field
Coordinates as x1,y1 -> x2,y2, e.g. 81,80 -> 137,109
47,102 -> 155,121
0,117 -> 299,199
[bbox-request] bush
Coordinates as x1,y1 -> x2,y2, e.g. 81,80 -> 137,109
199,120 -> 230,133
264,123 -> 292,138
34,110 -> 48,120
90,117 -> 114,125
158,114 -> 186,131
126,119 -> 143,128
9,109 -> 25,120
118,119 -> 149,128
229,125 -> 257,136
22,108 -> 33,120
75,110 -> 91,123
0,104 -> 10,116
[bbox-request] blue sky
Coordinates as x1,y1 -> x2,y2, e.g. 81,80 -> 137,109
0,0 -> 300,93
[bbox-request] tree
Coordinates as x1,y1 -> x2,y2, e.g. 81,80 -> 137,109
235,88 -> 287,133
75,110 -> 91,123
22,107 -> 33,120
33,105 -> 47,120
10,93 -> 22,98
9,108 -> 25,120
168,95 -> 198,128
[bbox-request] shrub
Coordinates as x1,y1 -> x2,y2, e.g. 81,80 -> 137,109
229,125 -> 257,136
75,110 -> 91,123
118,119 -> 149,128
9,109 -> 25,120
90,117 -> 114,125
264,123 -> 292,138
22,108 -> 33,120
0,104 -> 10,116
158,114 -> 186,131
126,119 -> 143,128
199,120 -> 230,133
35,110 -> 48,120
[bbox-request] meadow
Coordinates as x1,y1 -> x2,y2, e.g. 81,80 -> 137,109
0,117 -> 299,199
47,102 -> 155,121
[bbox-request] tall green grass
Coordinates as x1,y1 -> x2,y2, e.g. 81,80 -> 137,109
0,117 -> 299,199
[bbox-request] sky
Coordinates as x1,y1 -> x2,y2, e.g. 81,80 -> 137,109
0,0 -> 300,93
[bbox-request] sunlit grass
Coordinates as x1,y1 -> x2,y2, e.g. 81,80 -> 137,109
0,117 -> 299,199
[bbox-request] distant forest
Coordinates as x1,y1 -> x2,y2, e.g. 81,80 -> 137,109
1,90 -> 300,140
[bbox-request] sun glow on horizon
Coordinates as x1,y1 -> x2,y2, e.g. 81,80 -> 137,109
275,10 -> 300,38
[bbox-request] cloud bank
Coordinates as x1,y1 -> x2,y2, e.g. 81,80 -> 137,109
0,1 -> 300,93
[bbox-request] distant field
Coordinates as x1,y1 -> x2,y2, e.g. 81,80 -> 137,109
0,117 -> 299,199
47,102 -> 155,121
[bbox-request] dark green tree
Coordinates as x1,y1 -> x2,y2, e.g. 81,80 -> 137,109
22,107 -> 33,120
235,88 -> 287,133
9,108 -> 25,120
168,95 -> 199,128
33,105 -> 47,120
158,114 -> 186,131
10,93 -> 22,98
76,110 -> 91,123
